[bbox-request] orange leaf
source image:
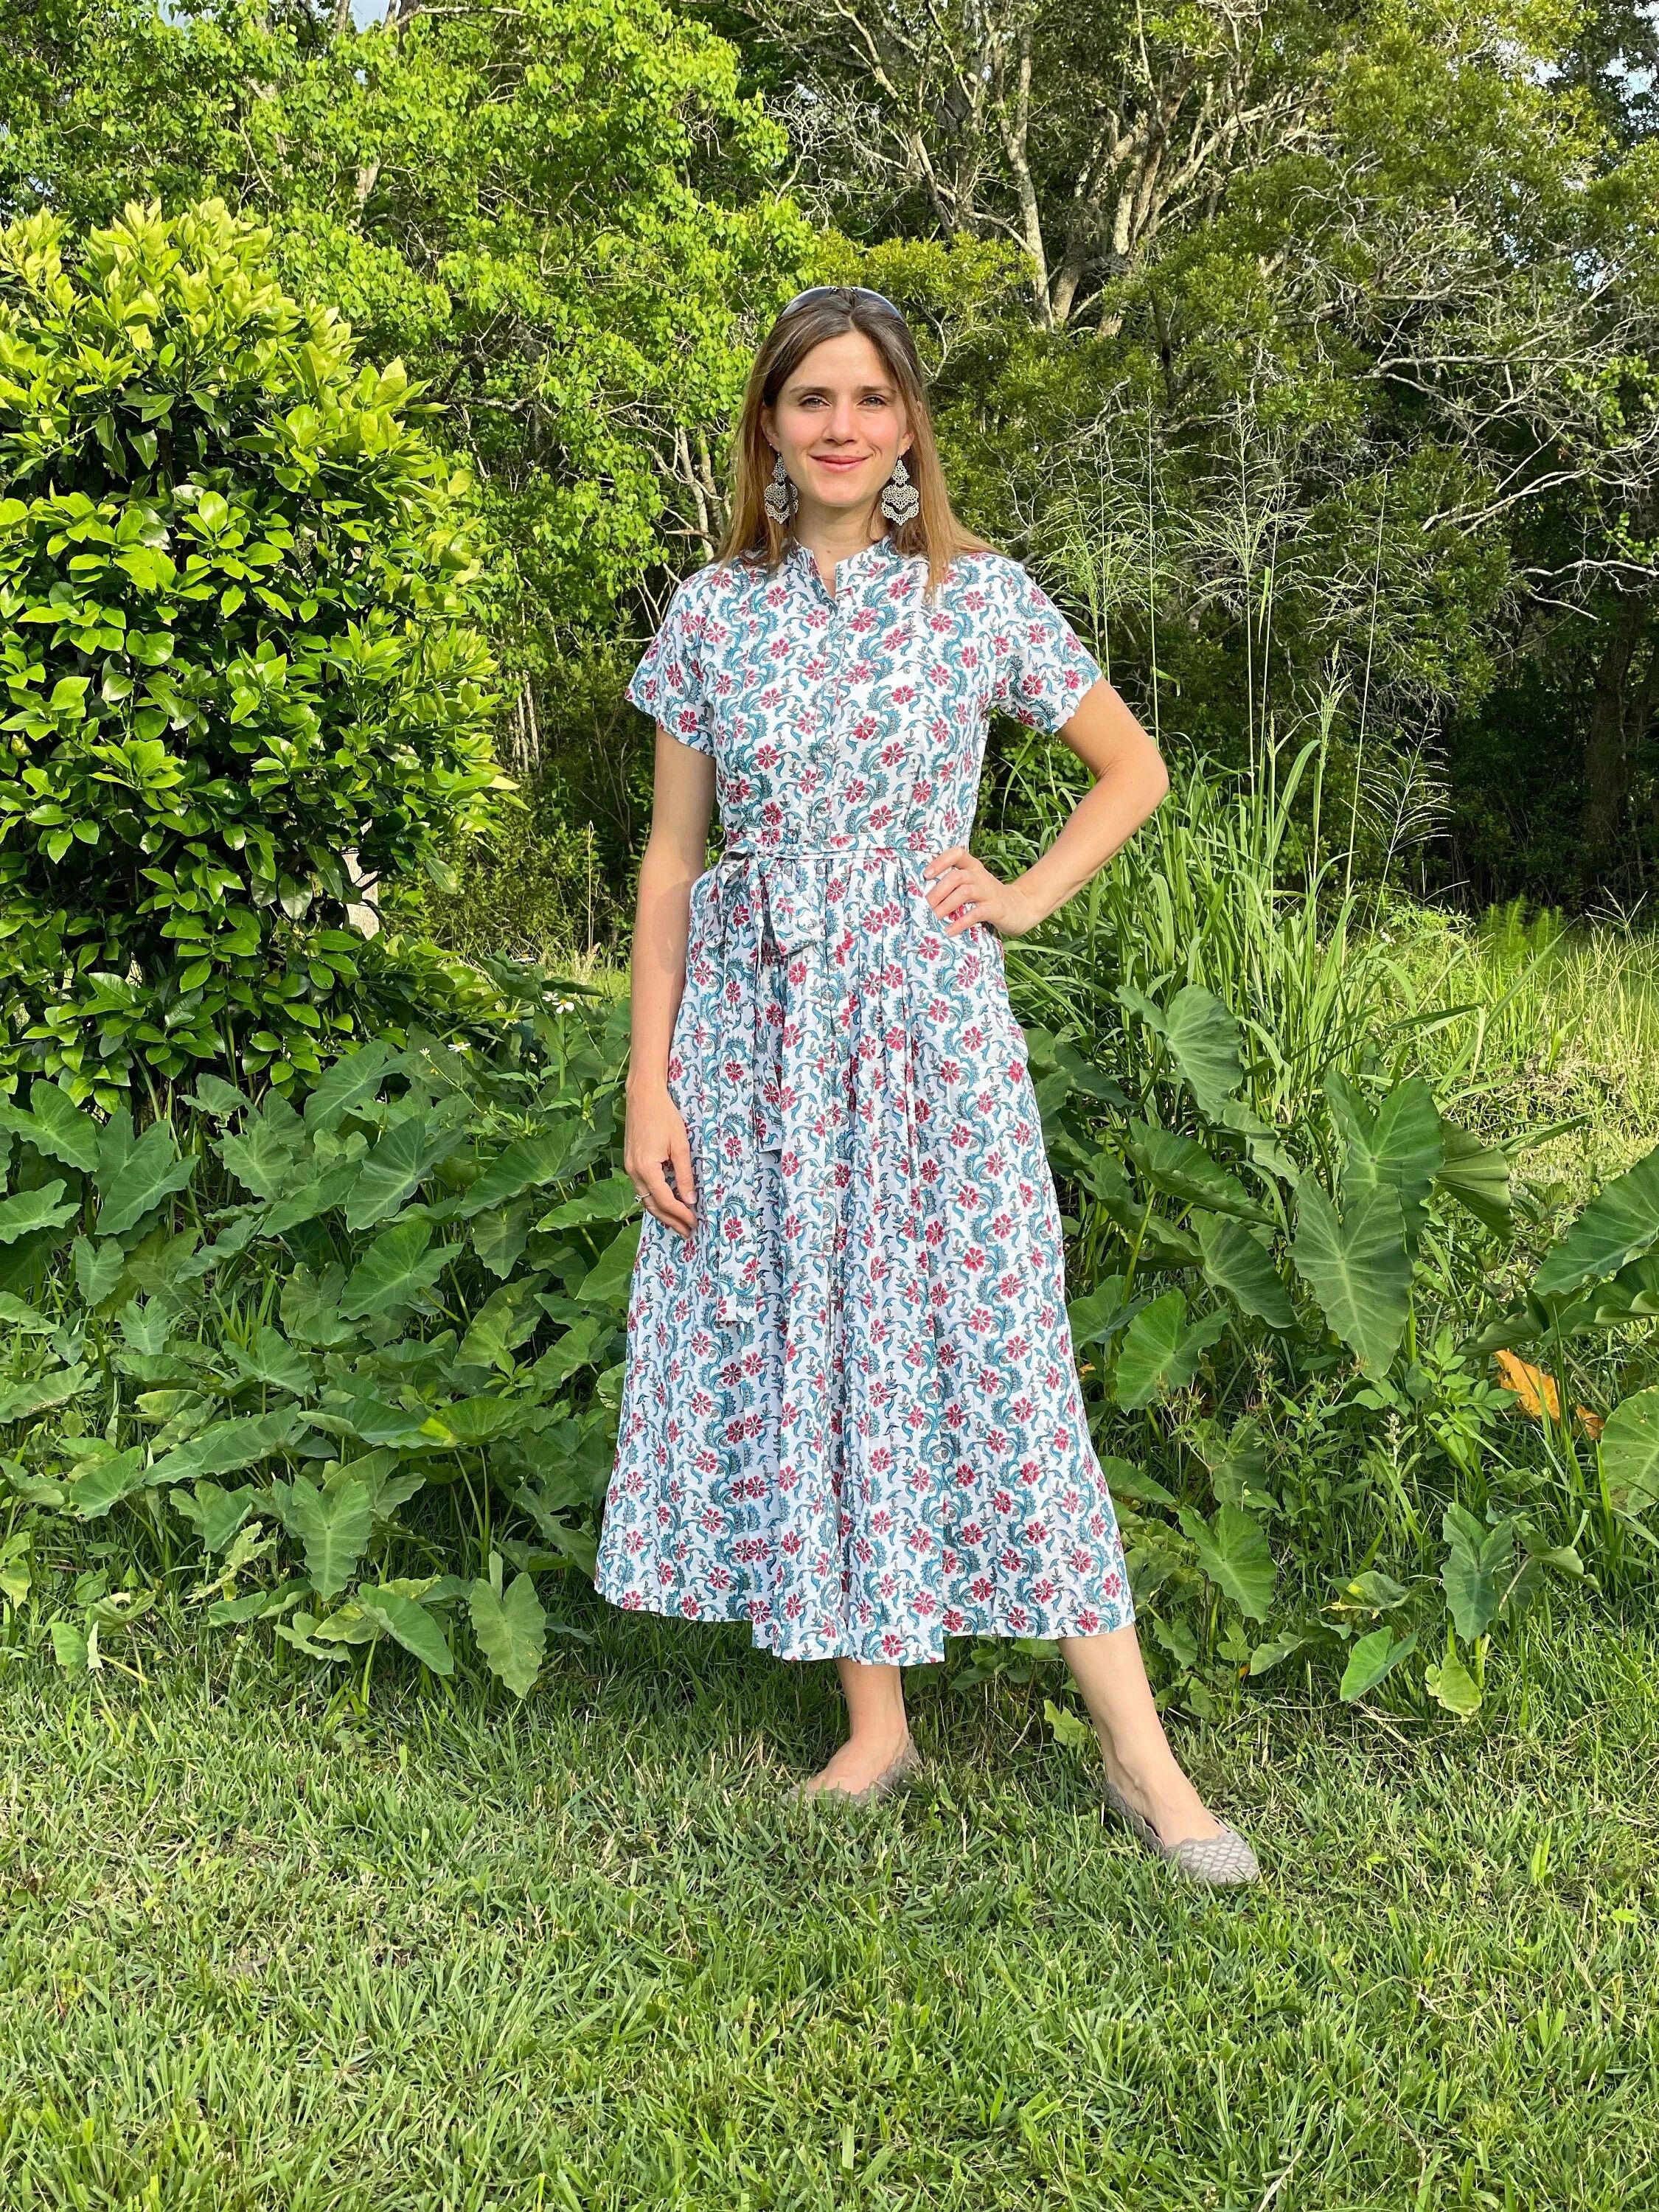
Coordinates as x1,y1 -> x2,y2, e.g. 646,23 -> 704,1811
1494,1351 -> 1560,1421
1576,1405 -> 1605,1441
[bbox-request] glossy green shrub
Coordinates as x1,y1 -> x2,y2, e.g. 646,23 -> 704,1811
0,197 -> 501,1104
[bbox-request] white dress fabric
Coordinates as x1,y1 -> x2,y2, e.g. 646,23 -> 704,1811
594,533 -> 1135,1663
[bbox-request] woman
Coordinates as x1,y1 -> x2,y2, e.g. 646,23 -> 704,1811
597,285 -> 1259,1886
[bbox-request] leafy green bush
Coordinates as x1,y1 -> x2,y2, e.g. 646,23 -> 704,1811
0,960 -> 1652,1714
1019,980 -> 1656,1721
0,982 -> 636,1700
969,734 -> 1658,1726
0,197 -> 501,1105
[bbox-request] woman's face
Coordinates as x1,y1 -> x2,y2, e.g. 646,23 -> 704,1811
761,328 -> 913,525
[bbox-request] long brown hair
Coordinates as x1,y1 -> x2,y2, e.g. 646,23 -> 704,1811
716,288 -> 990,598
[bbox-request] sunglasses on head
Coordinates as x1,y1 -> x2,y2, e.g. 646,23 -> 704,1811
778,284 -> 907,321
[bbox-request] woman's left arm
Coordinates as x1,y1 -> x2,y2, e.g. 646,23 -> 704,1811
923,677 -> 1170,939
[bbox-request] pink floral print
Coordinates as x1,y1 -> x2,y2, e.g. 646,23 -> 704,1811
595,533 -> 1134,1663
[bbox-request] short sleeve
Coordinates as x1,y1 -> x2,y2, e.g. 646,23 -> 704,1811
625,577 -> 715,756
990,561 -> 1104,732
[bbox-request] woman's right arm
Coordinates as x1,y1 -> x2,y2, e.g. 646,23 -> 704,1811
624,724 -> 717,1239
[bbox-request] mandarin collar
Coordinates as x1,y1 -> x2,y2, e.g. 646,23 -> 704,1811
782,532 -> 902,591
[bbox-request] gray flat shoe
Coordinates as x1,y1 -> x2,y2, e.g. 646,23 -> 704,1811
785,1736 -> 922,1808
1101,1776 -> 1261,1887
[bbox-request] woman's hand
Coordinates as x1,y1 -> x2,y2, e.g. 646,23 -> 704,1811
625,1082 -> 698,1239
922,848 -> 1043,939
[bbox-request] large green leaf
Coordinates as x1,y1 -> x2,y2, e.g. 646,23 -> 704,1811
455,1129 -> 582,1220
521,1313 -> 616,1394
356,1585 -> 454,1675
1177,1503 -> 1276,1620
344,1110 -> 469,1231
1434,1121 -> 1512,1238
1070,1148 -> 1200,1265
1162,987 -> 1245,1119
469,1565 -> 546,1697
338,1217 -> 453,1321
0,1364 -> 94,1422
537,1173 -> 641,1229
72,1235 -> 126,1307
225,1325 -> 315,1399
1127,1123 -> 1272,1225
65,1447 -> 150,1520
170,1480 -> 257,1554
1335,1076 -> 1444,1248
0,1180 -> 77,1245
260,1157 -> 358,1239
1440,1504 -> 1515,1641
1338,1627 -> 1417,1703
281,1264 -> 355,1347
577,1222 -> 641,1312
218,1119 -> 307,1201
1587,1253 -> 1659,1327
147,1405 -> 305,1488
279,1477 -> 373,1600
1194,1212 -> 1295,1329
311,1394 -> 438,1453
1215,1099 -> 1301,1185
303,1041 -> 397,1133
459,1284 -> 543,1374
1599,1388 -> 1659,1517
1534,1142 -> 1659,1298
1065,1274 -> 1144,1352
1113,1291 -> 1230,1411
1290,1178 -> 1411,1375
0,1293 -> 54,1335
1183,1413 -> 1275,1514
1097,1454 -> 1177,1508
0,1079 -> 102,1172
1425,1638 -> 1483,1719
420,1396 -> 533,1447
471,1203 -> 533,1279
96,1119 -> 197,1238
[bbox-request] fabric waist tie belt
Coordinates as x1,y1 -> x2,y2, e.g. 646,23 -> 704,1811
697,838 -> 933,1340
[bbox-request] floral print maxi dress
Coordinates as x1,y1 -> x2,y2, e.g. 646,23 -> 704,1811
594,532 -> 1135,1664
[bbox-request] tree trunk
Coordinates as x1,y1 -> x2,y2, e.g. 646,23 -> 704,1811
1582,593 -> 1649,879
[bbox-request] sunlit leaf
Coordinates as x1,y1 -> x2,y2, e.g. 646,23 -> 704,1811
1339,1627 -> 1417,1702
1493,1349 -> 1559,1422
1533,1141 -> 1659,1298
275,1477 -> 373,1599
469,1564 -> 546,1697
1113,1291 -> 1230,1410
1599,1388 -> 1659,1517
1162,986 -> 1245,1118
1178,1503 -> 1276,1621
0,1181 -> 77,1245
1290,1177 -> 1411,1375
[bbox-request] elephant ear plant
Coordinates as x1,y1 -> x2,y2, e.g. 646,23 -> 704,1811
0,195 -> 502,1105
998,982 -> 1657,1727
0,998 -> 643,1705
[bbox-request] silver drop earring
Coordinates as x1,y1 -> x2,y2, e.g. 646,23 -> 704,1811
880,451 -> 919,525
764,449 -> 797,526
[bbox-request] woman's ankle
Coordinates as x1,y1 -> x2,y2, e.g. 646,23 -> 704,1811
1093,1723 -> 1219,1842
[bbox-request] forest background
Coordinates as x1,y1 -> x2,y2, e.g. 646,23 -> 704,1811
13,0 -> 1659,945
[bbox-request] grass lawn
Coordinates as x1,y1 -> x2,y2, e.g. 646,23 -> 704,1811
1,1597 -> 1656,2211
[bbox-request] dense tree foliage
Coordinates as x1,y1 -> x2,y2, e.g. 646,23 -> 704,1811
0,197 -> 499,1099
0,0 -> 814,729
6,0 -> 1659,905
